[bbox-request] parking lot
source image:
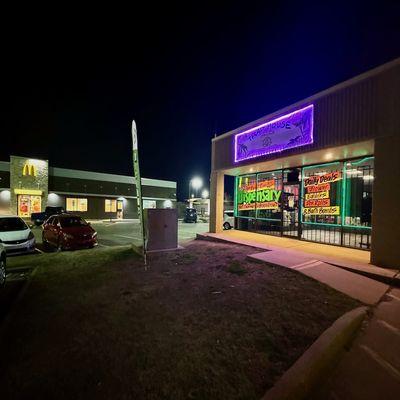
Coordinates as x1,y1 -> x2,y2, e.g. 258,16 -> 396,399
29,220 -> 210,250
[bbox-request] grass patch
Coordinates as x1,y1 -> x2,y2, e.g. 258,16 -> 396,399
227,260 -> 247,275
0,241 -> 360,400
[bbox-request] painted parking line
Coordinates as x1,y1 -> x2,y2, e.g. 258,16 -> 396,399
114,234 -> 137,240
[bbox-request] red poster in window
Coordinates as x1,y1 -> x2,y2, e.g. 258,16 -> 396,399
304,198 -> 331,207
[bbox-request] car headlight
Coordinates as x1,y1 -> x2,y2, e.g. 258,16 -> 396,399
92,232 -> 97,239
28,231 -> 35,240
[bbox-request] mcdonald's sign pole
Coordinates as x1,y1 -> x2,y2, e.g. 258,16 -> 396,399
131,120 -> 147,265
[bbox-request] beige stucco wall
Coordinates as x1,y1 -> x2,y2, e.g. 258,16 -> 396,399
371,135 -> 400,268
209,171 -> 224,233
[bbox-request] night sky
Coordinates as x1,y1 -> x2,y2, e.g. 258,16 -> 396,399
1,3 -> 399,200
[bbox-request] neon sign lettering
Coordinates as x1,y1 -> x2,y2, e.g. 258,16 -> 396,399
234,104 -> 314,162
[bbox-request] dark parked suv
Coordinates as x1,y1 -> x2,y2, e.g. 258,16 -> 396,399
183,208 -> 197,223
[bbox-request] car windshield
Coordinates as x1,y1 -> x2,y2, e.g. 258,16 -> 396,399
59,217 -> 88,228
0,217 -> 28,232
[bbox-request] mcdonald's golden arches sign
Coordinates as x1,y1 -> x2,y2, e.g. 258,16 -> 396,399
22,163 -> 37,176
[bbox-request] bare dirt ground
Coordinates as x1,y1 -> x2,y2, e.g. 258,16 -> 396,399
0,240 -> 360,400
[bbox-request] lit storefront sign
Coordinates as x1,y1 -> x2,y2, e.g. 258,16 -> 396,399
237,177 -> 282,211
234,104 -> 314,162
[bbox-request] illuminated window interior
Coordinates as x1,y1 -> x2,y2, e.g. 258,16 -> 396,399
105,199 -> 117,212
66,198 -> 88,212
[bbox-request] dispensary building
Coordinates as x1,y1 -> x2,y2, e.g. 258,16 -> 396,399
210,58 -> 400,268
0,155 -> 176,220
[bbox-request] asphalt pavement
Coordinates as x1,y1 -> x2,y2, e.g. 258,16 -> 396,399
30,220 -> 210,249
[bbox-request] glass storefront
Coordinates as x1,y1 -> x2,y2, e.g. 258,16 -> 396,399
235,157 -> 374,250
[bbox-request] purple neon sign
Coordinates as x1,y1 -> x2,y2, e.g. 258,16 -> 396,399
234,104 -> 314,162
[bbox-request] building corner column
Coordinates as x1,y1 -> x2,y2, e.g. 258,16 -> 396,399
209,170 -> 224,233
371,135 -> 400,268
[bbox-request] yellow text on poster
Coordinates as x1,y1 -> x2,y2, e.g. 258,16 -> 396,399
305,191 -> 329,200
302,206 -> 340,216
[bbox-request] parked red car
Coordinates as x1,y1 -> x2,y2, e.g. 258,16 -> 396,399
42,214 -> 97,251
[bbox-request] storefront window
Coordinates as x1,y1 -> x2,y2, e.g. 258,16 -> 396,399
236,174 -> 257,219
256,171 -> 282,220
143,200 -> 156,209
105,199 -> 117,212
343,157 -> 374,227
301,162 -> 342,225
18,194 -> 42,217
234,157 -> 373,249
66,198 -> 88,212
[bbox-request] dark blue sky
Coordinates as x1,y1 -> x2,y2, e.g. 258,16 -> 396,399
1,2 -> 399,200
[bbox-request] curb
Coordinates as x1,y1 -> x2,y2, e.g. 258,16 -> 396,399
261,306 -> 368,400
326,263 -> 400,287
196,233 -> 269,251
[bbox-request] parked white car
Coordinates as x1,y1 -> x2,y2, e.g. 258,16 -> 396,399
0,216 -> 36,255
0,241 -> 6,286
223,210 -> 235,230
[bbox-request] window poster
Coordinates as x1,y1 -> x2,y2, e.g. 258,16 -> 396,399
236,173 -> 282,217
302,171 -> 341,216
237,175 -> 257,214
31,196 -> 42,213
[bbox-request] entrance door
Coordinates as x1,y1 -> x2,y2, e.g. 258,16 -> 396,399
116,199 -> 124,219
282,184 -> 300,238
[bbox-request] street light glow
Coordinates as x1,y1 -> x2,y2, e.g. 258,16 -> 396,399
201,189 -> 209,199
191,177 -> 203,190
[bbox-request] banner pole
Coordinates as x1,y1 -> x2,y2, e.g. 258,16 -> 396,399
131,120 -> 147,266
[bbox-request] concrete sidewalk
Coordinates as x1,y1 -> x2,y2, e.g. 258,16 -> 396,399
199,231 -> 400,287
311,287 -> 400,400
248,251 -> 388,305
197,231 -> 400,304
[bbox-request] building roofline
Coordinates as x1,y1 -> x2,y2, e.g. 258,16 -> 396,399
0,161 -> 9,172
0,160 -> 176,189
212,57 -> 400,142
49,167 -> 177,188
51,191 -> 176,201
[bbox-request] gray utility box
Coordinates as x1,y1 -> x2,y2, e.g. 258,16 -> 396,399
144,208 -> 178,251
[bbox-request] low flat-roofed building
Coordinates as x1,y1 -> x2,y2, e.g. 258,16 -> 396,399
0,155 -> 176,220
209,58 -> 400,268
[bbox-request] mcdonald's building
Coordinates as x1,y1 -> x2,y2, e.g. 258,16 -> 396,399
0,155 -> 176,220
